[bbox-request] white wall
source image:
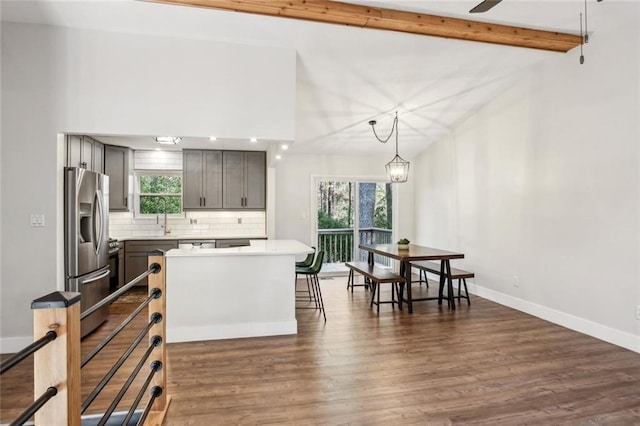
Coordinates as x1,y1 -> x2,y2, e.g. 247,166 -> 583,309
413,2 -> 640,351
274,153 -> 414,246
0,22 -> 295,351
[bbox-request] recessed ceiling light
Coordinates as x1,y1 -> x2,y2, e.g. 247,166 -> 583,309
209,136 -> 217,141
250,137 -> 258,143
281,144 -> 288,150
155,136 -> 181,144
275,154 -> 282,160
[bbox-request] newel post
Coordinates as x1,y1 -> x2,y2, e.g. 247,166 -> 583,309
31,291 -> 82,426
146,250 -> 171,425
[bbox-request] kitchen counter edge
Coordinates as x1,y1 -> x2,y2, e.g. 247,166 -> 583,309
165,240 -> 313,257
113,235 -> 268,241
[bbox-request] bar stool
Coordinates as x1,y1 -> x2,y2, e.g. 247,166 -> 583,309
296,247 -> 316,301
295,251 -> 326,321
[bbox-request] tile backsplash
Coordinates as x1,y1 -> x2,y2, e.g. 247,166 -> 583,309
109,210 -> 266,239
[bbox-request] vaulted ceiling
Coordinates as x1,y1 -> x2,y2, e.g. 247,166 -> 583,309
1,1 -> 616,157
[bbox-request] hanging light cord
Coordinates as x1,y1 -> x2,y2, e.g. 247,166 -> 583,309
584,0 -> 589,43
369,112 -> 398,145
579,12 -> 584,64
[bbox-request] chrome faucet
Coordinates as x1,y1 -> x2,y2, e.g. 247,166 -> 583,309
158,197 -> 171,235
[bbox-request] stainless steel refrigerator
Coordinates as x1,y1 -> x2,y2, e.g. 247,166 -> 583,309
64,167 -> 110,337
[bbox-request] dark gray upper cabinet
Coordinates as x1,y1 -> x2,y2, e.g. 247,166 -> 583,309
93,140 -> 104,174
66,135 -> 104,173
104,145 -> 132,211
183,150 -> 223,210
67,135 -> 83,168
223,151 -> 266,209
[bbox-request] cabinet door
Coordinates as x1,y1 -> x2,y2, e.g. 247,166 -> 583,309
244,151 -> 266,209
93,141 -> 105,174
105,145 -> 130,211
67,135 -> 83,168
81,136 -> 94,170
124,252 -> 151,287
183,150 -> 204,210
222,151 -> 244,209
203,150 -> 223,208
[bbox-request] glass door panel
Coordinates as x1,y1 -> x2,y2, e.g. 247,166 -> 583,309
357,182 -> 393,266
316,181 -> 355,264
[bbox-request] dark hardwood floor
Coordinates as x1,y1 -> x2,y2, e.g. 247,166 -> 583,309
2,278 -> 639,425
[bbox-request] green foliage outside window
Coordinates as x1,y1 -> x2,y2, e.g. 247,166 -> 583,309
317,181 -> 391,230
139,175 -> 182,214
317,211 -> 349,229
140,196 -> 182,214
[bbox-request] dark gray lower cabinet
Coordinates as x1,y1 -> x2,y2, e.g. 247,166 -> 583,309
124,240 -> 177,287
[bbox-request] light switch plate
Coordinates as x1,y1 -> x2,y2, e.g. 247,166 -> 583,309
30,214 -> 45,227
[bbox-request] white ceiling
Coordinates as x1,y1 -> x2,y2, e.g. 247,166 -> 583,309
1,0 -> 617,157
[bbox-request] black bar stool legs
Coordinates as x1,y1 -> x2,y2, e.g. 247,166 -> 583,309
295,251 -> 326,321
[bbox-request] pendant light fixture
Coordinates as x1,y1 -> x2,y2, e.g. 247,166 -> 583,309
368,111 -> 410,183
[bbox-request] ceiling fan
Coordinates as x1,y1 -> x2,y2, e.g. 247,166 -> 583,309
469,0 -> 503,13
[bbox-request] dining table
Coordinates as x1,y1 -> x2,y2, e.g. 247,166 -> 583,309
359,243 -> 465,313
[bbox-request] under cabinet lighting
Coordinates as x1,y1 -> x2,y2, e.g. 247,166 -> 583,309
209,136 -> 217,141
281,144 -> 288,150
250,137 -> 258,143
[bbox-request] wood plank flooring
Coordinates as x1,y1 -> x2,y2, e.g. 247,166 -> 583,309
2,277 -> 640,425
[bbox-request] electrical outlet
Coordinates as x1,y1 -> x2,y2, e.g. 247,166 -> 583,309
636,305 -> 640,320
513,275 -> 519,287
237,218 -> 242,224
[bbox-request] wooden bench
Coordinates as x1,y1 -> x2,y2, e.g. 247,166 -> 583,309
345,262 -> 406,312
412,261 -> 473,305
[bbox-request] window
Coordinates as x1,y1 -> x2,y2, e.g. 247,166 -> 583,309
135,171 -> 182,215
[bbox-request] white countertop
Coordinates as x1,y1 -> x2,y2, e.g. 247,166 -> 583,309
114,235 -> 267,241
165,239 -> 313,257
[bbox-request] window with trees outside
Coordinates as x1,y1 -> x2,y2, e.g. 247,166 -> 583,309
136,172 -> 182,215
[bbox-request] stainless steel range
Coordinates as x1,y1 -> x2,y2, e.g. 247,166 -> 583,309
108,238 -> 122,293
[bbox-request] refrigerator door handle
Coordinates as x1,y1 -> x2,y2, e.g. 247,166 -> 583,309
83,268 -> 110,284
93,190 -> 105,255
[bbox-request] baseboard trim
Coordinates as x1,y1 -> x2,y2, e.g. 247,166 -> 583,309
167,320 -> 298,343
467,283 -> 640,354
0,336 -> 33,355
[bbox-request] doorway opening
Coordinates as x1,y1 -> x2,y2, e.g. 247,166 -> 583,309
315,179 -> 393,274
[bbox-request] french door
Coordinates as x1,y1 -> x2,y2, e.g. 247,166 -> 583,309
315,179 -> 393,266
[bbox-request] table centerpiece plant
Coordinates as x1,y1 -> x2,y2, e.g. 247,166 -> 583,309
397,238 -> 410,250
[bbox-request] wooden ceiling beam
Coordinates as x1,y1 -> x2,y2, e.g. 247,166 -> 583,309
146,0 -> 583,53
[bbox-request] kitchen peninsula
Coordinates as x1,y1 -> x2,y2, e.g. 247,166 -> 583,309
164,240 -> 314,343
